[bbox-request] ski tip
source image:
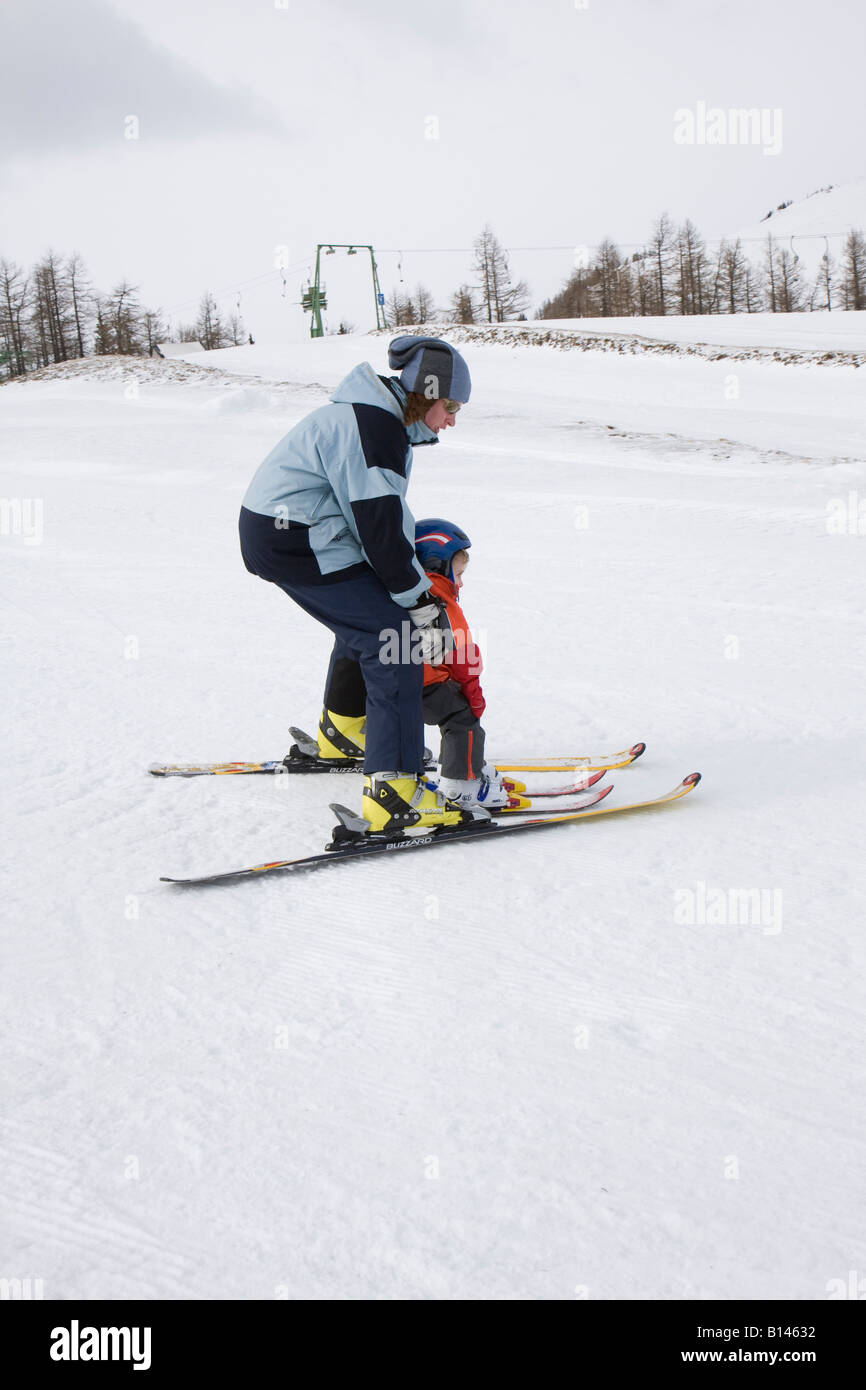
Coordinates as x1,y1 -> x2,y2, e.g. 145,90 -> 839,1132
683,772 -> 701,787
630,742 -> 647,760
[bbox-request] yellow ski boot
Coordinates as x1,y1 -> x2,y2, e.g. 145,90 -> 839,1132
317,710 -> 365,762
362,772 -> 477,834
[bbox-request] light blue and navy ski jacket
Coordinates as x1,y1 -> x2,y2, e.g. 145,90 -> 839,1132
239,363 -> 437,608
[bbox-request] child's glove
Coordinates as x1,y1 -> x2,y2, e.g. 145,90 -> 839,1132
409,597 -> 449,666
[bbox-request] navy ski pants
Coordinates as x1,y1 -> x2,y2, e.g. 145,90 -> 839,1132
269,570 -> 425,775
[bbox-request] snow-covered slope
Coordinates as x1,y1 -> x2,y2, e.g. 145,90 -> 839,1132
2,328 -> 865,1299
378,313 -> 866,364
740,176 -> 866,248
735,176 -> 866,289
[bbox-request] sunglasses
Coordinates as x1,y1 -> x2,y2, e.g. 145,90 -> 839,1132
442,400 -> 462,414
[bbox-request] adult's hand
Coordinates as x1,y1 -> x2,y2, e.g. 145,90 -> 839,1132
409,598 -> 448,666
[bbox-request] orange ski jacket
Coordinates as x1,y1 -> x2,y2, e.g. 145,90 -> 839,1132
423,570 -> 486,717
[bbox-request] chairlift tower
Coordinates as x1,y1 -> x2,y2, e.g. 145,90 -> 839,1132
304,244 -> 387,338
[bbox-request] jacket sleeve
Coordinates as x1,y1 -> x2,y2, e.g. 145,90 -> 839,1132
440,598 -> 486,716
320,403 -> 430,607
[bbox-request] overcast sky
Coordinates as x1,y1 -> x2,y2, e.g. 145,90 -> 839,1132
2,0 -> 864,340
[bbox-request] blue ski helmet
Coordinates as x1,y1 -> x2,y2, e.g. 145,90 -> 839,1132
415,518 -> 471,579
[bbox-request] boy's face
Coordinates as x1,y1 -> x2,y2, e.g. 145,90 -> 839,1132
451,551 -> 469,589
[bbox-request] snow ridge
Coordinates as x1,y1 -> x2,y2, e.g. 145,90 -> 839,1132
373,322 -> 865,369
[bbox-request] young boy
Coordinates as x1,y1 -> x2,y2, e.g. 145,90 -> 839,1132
414,518 -> 510,810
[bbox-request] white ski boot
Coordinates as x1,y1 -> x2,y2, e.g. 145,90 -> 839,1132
429,762 -> 512,812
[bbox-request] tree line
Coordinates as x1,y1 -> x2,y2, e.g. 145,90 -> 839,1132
4,214 -> 864,380
384,216 -> 866,326
538,215 -> 866,319
385,225 -> 531,327
0,250 -> 245,380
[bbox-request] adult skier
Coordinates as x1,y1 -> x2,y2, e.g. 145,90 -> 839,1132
238,334 -> 478,833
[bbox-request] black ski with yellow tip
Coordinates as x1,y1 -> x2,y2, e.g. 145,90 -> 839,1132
159,773 -> 701,887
